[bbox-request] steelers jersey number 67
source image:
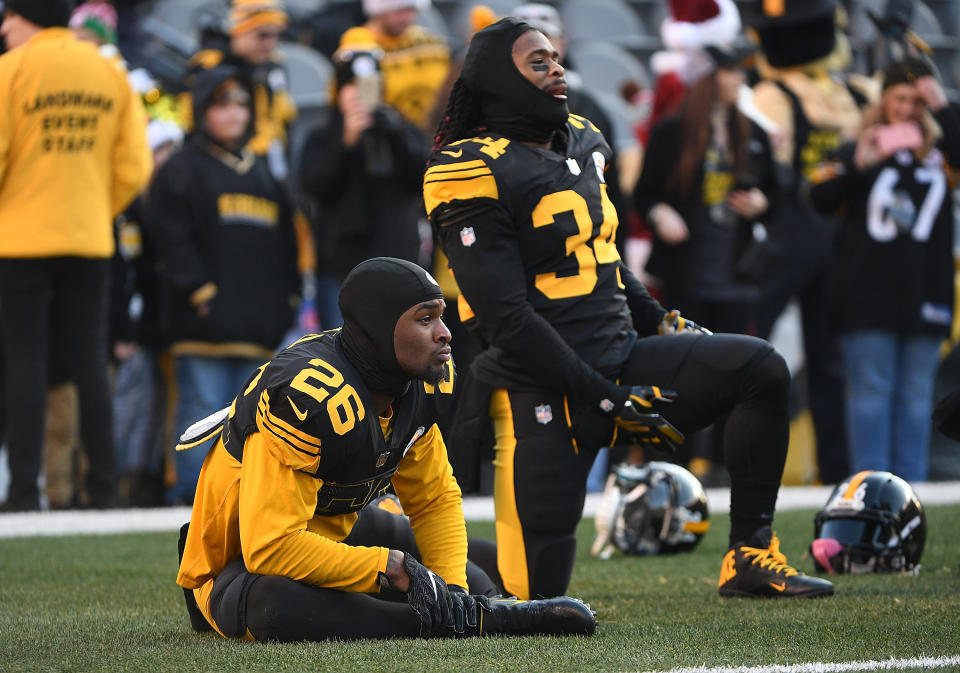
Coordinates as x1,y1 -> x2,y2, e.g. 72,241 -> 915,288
532,184 -> 620,300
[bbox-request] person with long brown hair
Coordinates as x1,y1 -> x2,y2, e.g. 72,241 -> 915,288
634,47 -> 778,337
810,56 -> 960,483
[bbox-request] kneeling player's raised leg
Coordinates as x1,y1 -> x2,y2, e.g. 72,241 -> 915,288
490,389 -> 593,599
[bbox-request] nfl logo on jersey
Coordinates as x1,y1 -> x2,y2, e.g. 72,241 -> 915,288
460,226 -> 476,247
534,404 -> 553,425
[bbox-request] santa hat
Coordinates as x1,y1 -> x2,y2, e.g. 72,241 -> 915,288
661,0 -> 741,51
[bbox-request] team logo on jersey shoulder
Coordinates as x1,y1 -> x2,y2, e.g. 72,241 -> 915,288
592,151 -> 606,183
534,404 -> 553,425
460,226 -> 476,247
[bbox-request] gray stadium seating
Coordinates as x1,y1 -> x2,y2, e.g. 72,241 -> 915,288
567,39 -> 650,99
561,0 -> 659,50
276,41 -> 334,109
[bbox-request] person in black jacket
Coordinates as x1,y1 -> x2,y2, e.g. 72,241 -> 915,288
810,57 -> 959,483
147,65 -> 299,505
299,44 -> 430,329
634,46 -> 778,337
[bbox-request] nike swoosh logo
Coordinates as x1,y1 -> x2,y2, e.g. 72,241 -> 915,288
769,581 -> 786,592
442,149 -> 463,157
287,395 -> 308,422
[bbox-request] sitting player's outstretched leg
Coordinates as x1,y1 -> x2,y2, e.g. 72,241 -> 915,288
476,596 -> 596,637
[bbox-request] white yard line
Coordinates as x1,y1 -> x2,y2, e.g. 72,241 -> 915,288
640,655 -> 960,673
1,483 -> 958,539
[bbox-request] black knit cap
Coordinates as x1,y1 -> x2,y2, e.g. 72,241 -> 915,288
339,257 -> 444,397
883,56 -> 935,91
4,0 -> 74,27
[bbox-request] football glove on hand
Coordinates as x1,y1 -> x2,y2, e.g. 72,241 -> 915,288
658,310 -> 712,336
613,386 -> 684,453
385,552 -> 454,636
447,585 -> 481,634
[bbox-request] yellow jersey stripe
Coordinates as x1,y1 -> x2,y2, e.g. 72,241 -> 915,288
256,394 -> 322,457
425,159 -> 488,174
424,174 -> 498,215
423,167 -> 494,183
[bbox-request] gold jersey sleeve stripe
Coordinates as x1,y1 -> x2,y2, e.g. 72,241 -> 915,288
256,391 -> 323,458
425,159 -> 488,174
423,173 -> 498,215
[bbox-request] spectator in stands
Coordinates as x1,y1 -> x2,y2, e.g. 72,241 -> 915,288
633,46 -> 778,477
182,0 -> 297,179
299,44 -> 428,329
809,57 -> 959,483
339,0 -> 450,135
112,111 -> 184,508
69,1 -> 117,47
747,0 -> 862,484
0,0 -> 152,511
147,66 -> 300,505
635,46 -> 777,341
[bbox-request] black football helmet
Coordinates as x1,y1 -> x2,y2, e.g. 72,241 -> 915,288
592,461 -> 710,558
812,470 -> 926,574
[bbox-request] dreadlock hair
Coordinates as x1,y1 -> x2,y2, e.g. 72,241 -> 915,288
428,77 -> 484,164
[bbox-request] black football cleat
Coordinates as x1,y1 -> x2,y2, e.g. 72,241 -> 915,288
718,526 -> 834,598
477,596 -> 597,636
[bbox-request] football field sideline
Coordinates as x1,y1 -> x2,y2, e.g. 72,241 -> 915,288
1,481 -> 959,539
641,655 -> 960,673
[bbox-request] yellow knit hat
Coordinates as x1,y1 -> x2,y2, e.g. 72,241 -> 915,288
229,0 -> 288,37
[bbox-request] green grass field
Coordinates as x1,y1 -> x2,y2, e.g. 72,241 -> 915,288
1,506 -> 959,673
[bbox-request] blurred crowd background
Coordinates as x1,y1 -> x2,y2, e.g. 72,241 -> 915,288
1,0 -> 959,512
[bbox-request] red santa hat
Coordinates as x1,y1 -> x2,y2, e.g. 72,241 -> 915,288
661,0 -> 741,51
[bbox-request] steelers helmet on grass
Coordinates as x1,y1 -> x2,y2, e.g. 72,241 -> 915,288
812,470 -> 926,574
592,461 -> 710,558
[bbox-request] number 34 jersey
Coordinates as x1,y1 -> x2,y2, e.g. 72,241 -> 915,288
424,116 -> 644,394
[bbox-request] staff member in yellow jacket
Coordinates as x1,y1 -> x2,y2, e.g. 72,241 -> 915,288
0,0 -> 152,511
175,257 -> 595,641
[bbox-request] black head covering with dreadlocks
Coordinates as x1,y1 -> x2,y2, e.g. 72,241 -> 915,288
430,17 -> 569,158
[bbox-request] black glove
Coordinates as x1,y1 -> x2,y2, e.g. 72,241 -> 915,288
448,585 -> 481,635
382,553 -> 453,637
613,386 -> 684,452
658,309 -> 712,336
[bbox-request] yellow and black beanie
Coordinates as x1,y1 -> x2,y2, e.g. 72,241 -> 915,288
228,0 -> 288,37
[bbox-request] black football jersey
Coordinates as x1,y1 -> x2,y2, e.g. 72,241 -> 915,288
221,330 -> 454,516
424,116 -> 644,396
833,147 -> 955,334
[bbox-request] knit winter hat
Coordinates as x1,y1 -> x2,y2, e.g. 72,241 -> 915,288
661,0 -> 740,50
228,0 -> 288,37
882,55 -> 935,90
362,0 -> 429,18
69,1 -> 117,44
4,0 -> 74,28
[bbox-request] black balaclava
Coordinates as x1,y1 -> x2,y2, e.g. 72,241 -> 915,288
339,257 -> 444,398
461,17 -> 569,144
4,0 -> 73,28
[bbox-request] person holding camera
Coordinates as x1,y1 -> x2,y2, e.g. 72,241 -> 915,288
299,45 -> 430,328
809,57 -> 960,482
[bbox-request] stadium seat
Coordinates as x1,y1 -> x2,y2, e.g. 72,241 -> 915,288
591,90 -> 642,153
560,0 -> 659,50
567,40 -> 651,99
276,42 -> 334,109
